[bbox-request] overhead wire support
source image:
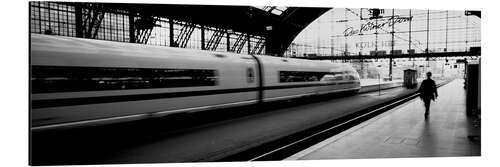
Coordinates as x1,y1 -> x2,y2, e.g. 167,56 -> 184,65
408,10 -> 412,57
426,9 -> 430,68
359,8 -> 364,77
389,9 -> 395,81
426,10 -> 430,54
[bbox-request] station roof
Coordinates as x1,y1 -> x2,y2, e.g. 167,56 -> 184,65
83,3 -> 331,55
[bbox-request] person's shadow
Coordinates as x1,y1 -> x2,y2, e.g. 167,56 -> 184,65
418,120 -> 438,156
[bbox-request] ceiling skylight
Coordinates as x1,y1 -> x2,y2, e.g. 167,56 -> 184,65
253,6 -> 288,15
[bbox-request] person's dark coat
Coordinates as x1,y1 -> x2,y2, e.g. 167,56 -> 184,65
419,79 -> 438,100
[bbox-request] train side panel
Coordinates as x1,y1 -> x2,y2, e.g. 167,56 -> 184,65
31,34 -> 259,128
30,34 -> 361,130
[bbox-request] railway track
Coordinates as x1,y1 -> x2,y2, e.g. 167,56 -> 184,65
218,79 -> 452,161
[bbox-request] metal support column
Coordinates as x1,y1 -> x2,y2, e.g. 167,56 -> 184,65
247,33 -> 251,54
226,30 -> 231,52
169,19 -> 175,47
201,25 -> 205,50
75,4 -> 83,38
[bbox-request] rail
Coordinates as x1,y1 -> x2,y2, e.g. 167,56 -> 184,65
218,79 -> 452,161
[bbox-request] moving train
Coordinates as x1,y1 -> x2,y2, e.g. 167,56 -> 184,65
31,34 -> 361,130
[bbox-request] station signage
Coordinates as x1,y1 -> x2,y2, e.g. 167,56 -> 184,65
343,16 -> 413,36
355,41 -> 394,49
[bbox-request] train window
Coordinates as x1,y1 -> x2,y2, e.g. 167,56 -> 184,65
279,71 -> 327,83
31,66 -> 218,93
320,74 -> 334,81
334,75 -> 344,81
331,72 -> 344,81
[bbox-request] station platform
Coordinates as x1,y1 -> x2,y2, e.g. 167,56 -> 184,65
287,79 -> 480,160
360,78 -> 403,87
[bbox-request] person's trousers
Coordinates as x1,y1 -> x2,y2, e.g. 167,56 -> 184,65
423,98 -> 431,115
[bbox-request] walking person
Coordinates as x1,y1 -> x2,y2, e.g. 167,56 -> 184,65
419,72 -> 438,119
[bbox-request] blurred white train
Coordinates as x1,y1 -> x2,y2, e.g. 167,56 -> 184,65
31,34 -> 361,130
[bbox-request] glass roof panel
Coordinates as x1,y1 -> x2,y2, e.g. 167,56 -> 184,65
274,6 -> 287,12
253,6 -> 288,15
270,9 -> 283,15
